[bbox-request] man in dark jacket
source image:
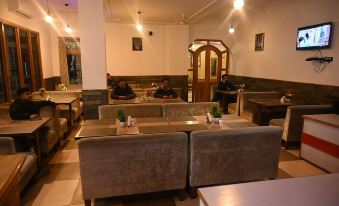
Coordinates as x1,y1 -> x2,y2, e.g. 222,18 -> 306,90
111,78 -> 136,100
10,87 -> 56,120
9,87 -> 56,152
212,74 -> 236,113
154,79 -> 178,99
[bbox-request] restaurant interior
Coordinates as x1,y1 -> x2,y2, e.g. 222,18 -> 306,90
0,0 -> 338,205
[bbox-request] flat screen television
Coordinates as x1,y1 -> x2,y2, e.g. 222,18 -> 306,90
296,22 -> 333,50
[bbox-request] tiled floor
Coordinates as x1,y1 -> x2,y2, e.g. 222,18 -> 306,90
22,124 -> 328,206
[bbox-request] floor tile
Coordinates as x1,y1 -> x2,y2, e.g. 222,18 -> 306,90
279,149 -> 299,162
23,180 -> 78,206
286,149 -> 300,158
277,168 -> 292,179
71,180 -> 84,205
39,162 -> 80,183
49,149 -> 79,164
173,194 -> 199,206
278,160 -> 327,177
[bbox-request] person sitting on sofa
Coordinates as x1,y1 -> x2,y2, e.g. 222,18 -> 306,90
154,79 -> 178,99
111,78 -> 136,100
212,74 -> 236,113
9,87 -> 57,151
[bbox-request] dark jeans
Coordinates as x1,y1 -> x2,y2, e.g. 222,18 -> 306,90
13,126 -> 50,152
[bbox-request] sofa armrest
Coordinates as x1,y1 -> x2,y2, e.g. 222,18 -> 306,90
0,137 -> 16,155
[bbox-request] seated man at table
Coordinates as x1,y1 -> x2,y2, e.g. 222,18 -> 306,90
212,74 -> 236,113
111,78 -> 136,100
9,87 -> 57,151
154,78 -> 178,99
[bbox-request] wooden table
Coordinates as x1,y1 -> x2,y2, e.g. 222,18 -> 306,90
0,155 -> 26,206
52,97 -> 78,127
75,115 -> 256,139
198,173 -> 339,206
248,98 -> 306,125
301,114 -> 339,172
109,96 -> 185,105
0,118 -> 50,162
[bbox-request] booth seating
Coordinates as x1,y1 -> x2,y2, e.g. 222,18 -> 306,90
39,106 -> 62,154
237,91 -> 282,121
78,132 -> 188,205
162,102 -> 214,117
98,103 -> 163,119
0,137 -> 37,192
269,104 -> 332,149
189,126 -> 282,196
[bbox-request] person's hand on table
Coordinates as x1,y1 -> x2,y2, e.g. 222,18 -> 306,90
119,96 -> 128,100
30,114 -> 40,119
163,95 -> 169,99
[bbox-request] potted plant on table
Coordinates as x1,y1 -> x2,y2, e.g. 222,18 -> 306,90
211,103 -> 222,123
118,109 -> 126,127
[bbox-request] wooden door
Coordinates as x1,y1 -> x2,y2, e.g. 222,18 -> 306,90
193,45 -> 222,102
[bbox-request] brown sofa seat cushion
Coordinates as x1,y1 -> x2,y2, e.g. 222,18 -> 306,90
189,126 -> 282,187
78,132 -> 188,200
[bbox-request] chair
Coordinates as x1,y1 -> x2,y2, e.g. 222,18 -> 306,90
0,137 -> 37,192
78,132 -> 188,205
39,106 -> 61,154
189,126 -> 282,196
269,104 -> 332,149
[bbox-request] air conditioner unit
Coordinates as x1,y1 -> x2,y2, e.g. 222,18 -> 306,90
8,0 -> 34,19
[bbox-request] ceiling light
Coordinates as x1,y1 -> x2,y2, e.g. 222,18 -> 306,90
45,0 -> 54,24
136,11 -> 143,31
229,25 -> 235,34
65,3 -> 72,33
234,0 -> 244,9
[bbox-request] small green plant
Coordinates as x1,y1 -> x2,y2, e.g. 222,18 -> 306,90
117,109 -> 126,122
211,103 -> 222,118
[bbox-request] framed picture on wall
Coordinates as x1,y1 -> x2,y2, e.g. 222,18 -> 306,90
255,33 -> 265,51
132,37 -> 142,51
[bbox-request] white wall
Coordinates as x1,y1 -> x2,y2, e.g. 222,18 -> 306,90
0,0 -> 55,78
190,0 -> 339,86
105,23 -> 189,76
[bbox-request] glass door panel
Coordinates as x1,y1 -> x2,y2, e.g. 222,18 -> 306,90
31,33 -> 42,90
4,25 -> 20,99
198,51 -> 206,80
66,54 -> 82,85
222,53 -> 227,69
19,30 -> 32,90
210,50 -> 218,80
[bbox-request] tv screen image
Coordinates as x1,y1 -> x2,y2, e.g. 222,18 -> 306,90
296,22 -> 333,50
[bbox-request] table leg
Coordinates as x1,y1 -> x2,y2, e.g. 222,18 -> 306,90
69,103 -> 73,128
33,132 -> 41,164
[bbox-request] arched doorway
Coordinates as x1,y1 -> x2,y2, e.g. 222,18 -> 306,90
188,39 -> 229,102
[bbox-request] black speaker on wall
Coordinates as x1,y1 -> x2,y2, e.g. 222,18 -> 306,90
149,31 -> 153,36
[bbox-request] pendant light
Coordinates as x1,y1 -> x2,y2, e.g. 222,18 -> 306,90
234,0 -> 244,9
45,0 -> 54,23
65,3 -> 72,33
136,11 -> 143,31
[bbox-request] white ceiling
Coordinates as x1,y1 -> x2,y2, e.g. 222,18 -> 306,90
33,0 -> 278,24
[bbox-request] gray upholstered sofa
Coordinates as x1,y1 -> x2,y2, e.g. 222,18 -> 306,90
98,103 -> 163,119
189,126 -> 282,196
269,104 -> 332,149
0,137 -> 37,192
162,102 -> 214,117
237,91 -> 282,121
78,132 -> 188,205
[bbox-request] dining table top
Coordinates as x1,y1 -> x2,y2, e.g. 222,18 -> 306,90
75,115 -> 258,140
0,117 -> 51,136
248,98 -> 307,108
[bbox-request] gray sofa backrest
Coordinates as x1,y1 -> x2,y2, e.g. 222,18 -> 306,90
189,126 -> 282,187
238,91 -> 282,120
162,102 -> 214,117
78,132 -> 188,200
98,103 -> 163,119
282,104 -> 332,142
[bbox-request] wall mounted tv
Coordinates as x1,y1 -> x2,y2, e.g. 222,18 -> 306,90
296,22 -> 333,50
